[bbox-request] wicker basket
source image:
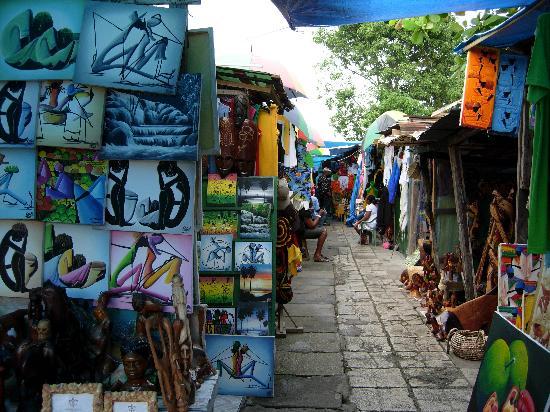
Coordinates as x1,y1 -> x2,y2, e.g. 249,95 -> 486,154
446,328 -> 487,361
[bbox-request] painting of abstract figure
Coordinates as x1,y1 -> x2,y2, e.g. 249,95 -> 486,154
43,223 -> 109,300
200,235 -> 233,272
0,220 -> 44,297
37,81 -> 106,149
108,231 -> 194,313
0,82 -> 40,147
0,149 -> 35,219
104,160 -> 195,234
74,2 -> 187,95
0,0 -> 85,80
100,74 -> 201,160
36,148 -> 108,225
234,242 -> 272,270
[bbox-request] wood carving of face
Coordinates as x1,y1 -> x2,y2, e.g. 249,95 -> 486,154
216,117 -> 236,177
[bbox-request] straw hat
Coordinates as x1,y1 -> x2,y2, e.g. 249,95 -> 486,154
277,179 -> 291,211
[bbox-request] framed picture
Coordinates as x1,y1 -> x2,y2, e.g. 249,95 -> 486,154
104,391 -> 157,412
41,383 -> 102,412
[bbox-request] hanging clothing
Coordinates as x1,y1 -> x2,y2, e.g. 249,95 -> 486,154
283,125 -> 298,168
376,187 -> 393,232
399,148 -> 411,231
257,104 -> 279,176
383,146 -> 394,186
527,13 -> 550,254
388,158 -> 400,204
365,144 -> 377,174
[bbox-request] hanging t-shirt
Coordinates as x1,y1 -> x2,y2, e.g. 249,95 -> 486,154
527,13 -> 550,253
383,146 -> 394,186
283,125 -> 298,168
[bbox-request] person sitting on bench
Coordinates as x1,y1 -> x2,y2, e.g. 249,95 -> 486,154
353,195 -> 377,244
298,201 -> 330,262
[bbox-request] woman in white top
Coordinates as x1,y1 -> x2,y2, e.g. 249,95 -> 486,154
353,195 -> 378,242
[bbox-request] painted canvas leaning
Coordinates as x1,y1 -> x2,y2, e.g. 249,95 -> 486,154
0,81 -> 40,147
100,74 -> 201,161
104,160 -> 195,234
200,235 -> 233,272
37,81 -> 106,149
0,149 -> 35,219
74,2 -> 187,95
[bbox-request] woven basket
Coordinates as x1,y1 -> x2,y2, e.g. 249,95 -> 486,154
446,328 -> 487,361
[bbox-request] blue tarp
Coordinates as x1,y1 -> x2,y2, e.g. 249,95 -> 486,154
272,0 -> 536,28
455,0 -> 550,53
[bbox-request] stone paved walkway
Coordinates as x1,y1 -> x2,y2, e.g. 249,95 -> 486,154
242,223 -> 480,412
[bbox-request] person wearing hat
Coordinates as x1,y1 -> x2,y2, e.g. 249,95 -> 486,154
316,167 -> 332,222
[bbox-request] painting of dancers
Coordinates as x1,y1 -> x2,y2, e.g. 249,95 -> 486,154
206,307 -> 236,335
199,276 -> 234,306
43,223 -> 109,300
0,0 -> 85,80
0,220 -> 44,297
237,177 -> 274,205
200,235 -> 233,272
74,2 -> 187,95
234,242 -> 272,270
0,149 -> 35,219
104,160 -> 195,234
99,74 -> 201,161
36,148 -> 108,225
37,81 -> 106,149
0,81 -> 40,147
108,231 -> 194,313
205,335 -> 274,397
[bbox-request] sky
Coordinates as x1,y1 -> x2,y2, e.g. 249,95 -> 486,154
187,0 -> 345,141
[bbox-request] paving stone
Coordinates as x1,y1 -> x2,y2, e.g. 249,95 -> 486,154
348,368 -> 407,388
285,303 -> 335,317
395,352 -> 455,369
276,352 -> 343,376
389,336 -> 445,352
344,336 -> 392,352
338,323 -> 385,337
286,316 -> 338,333
277,332 -> 341,353
401,367 -> 470,388
343,351 -> 397,369
350,388 -> 416,412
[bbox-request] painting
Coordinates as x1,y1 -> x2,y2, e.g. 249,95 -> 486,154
108,231 -> 193,313
36,148 -> 108,225
104,160 -> 195,234
206,335 -> 274,397
206,173 -> 237,206
37,81 -> 106,149
468,312 -> 550,412
43,223 -> 109,300
74,2 -> 187,95
0,0 -> 85,81
199,276 -> 234,306
460,47 -> 500,129
237,301 -> 270,336
0,220 -> 43,297
99,73 -> 201,161
529,253 -> 549,348
239,203 -> 272,240
0,81 -> 40,147
0,149 -> 35,219
491,53 -> 529,135
104,391 -> 156,412
97,0 -> 200,5
237,177 -> 274,205
201,211 -> 238,238
239,267 -> 272,302
42,383 -> 103,412
497,244 -> 542,329
234,242 -> 273,271
200,235 -> 233,272
205,307 -> 236,335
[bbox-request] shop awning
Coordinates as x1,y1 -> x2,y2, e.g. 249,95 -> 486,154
271,0 -> 537,29
455,0 -> 550,53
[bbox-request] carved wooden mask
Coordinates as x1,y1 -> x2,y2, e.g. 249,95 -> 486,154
235,119 -> 258,177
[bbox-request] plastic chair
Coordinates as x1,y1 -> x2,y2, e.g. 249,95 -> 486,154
359,223 -> 378,246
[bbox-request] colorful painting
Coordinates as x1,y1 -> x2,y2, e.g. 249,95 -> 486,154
239,268 -> 272,302
206,173 -> 237,206
199,276 -> 234,306
201,211 -> 238,237
529,254 -> 549,348
237,301 -> 269,336
206,307 -> 236,335
99,74 -> 201,161
239,204 -> 272,240
36,148 -> 108,225
108,231 -> 194,313
0,0 -> 85,80
0,220 -> 43,297
37,81 -> 106,149
206,334 -> 274,397
104,160 -> 195,234
237,177 -> 274,205
498,244 -> 542,329
469,312 -> 550,412
460,47 -> 500,129
0,81 -> 40,147
74,2 -> 186,95
200,235 -> 233,272
491,53 -> 529,135
234,242 -> 272,271
0,149 -> 35,219
43,223 -> 109,300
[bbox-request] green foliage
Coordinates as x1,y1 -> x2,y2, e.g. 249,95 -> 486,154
31,12 -> 54,40
314,19 -> 463,139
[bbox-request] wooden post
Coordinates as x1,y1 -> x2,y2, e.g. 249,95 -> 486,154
448,145 -> 475,301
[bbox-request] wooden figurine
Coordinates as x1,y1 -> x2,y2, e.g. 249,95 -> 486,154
115,337 -> 156,392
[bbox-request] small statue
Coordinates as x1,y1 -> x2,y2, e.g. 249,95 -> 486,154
114,337 -> 156,392
235,119 -> 258,177
88,292 -> 116,382
132,293 -> 163,338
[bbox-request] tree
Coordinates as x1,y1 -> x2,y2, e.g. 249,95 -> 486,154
314,18 -> 464,140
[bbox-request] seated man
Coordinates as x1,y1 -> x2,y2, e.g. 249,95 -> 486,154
353,195 -> 377,244
298,201 -> 330,262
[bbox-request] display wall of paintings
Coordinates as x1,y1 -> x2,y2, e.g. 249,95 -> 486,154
74,2 -> 187,95
0,220 -> 44,297
0,81 -> 40,147
497,244 -> 542,331
0,148 -> 36,219
205,335 -> 274,397
206,173 -> 237,206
